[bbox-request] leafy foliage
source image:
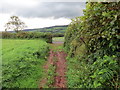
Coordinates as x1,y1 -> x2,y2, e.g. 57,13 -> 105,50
83,2 -> 120,56
4,16 -> 27,33
65,2 -> 120,56
67,55 -> 119,88
0,32 -> 52,43
52,33 -> 64,37
64,2 -> 120,88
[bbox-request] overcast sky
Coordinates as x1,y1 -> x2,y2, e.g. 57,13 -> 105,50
0,0 -> 86,31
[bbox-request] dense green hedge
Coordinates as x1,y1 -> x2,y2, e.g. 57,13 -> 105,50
64,2 -> 120,88
65,2 -> 120,57
52,33 -> 64,37
0,32 -> 52,43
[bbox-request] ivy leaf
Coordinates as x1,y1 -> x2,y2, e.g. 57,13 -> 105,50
94,81 -> 101,88
102,12 -> 111,17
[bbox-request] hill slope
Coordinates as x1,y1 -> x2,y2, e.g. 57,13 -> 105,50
4,25 -> 68,33
23,25 -> 68,33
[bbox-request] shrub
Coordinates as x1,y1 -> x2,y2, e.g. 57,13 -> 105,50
52,33 -> 64,37
1,32 -> 52,43
65,2 -> 120,88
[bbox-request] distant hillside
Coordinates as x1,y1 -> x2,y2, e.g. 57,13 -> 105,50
3,25 -> 68,33
23,25 -> 68,33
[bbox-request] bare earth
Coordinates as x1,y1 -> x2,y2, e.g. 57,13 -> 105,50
39,43 -> 67,88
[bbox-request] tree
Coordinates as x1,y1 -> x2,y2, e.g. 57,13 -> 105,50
5,16 -> 27,33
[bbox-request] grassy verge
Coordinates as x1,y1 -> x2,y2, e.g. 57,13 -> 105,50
1,39 -> 49,88
66,44 -> 87,88
44,61 -> 56,88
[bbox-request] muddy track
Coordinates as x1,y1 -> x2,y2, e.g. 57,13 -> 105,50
39,48 -> 67,88
54,51 -> 67,88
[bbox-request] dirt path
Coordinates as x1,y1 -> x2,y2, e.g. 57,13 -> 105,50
53,51 -> 67,88
39,43 -> 67,88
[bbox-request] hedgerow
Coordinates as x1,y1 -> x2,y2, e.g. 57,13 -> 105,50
64,2 -> 120,88
0,32 -> 52,43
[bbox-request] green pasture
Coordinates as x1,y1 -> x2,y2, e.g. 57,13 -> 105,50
52,37 -> 64,42
1,39 -> 49,88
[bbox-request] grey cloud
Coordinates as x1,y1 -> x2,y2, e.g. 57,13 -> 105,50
1,2 -> 86,18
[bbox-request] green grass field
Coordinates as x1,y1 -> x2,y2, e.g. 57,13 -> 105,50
52,37 -> 64,42
1,39 -> 49,88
